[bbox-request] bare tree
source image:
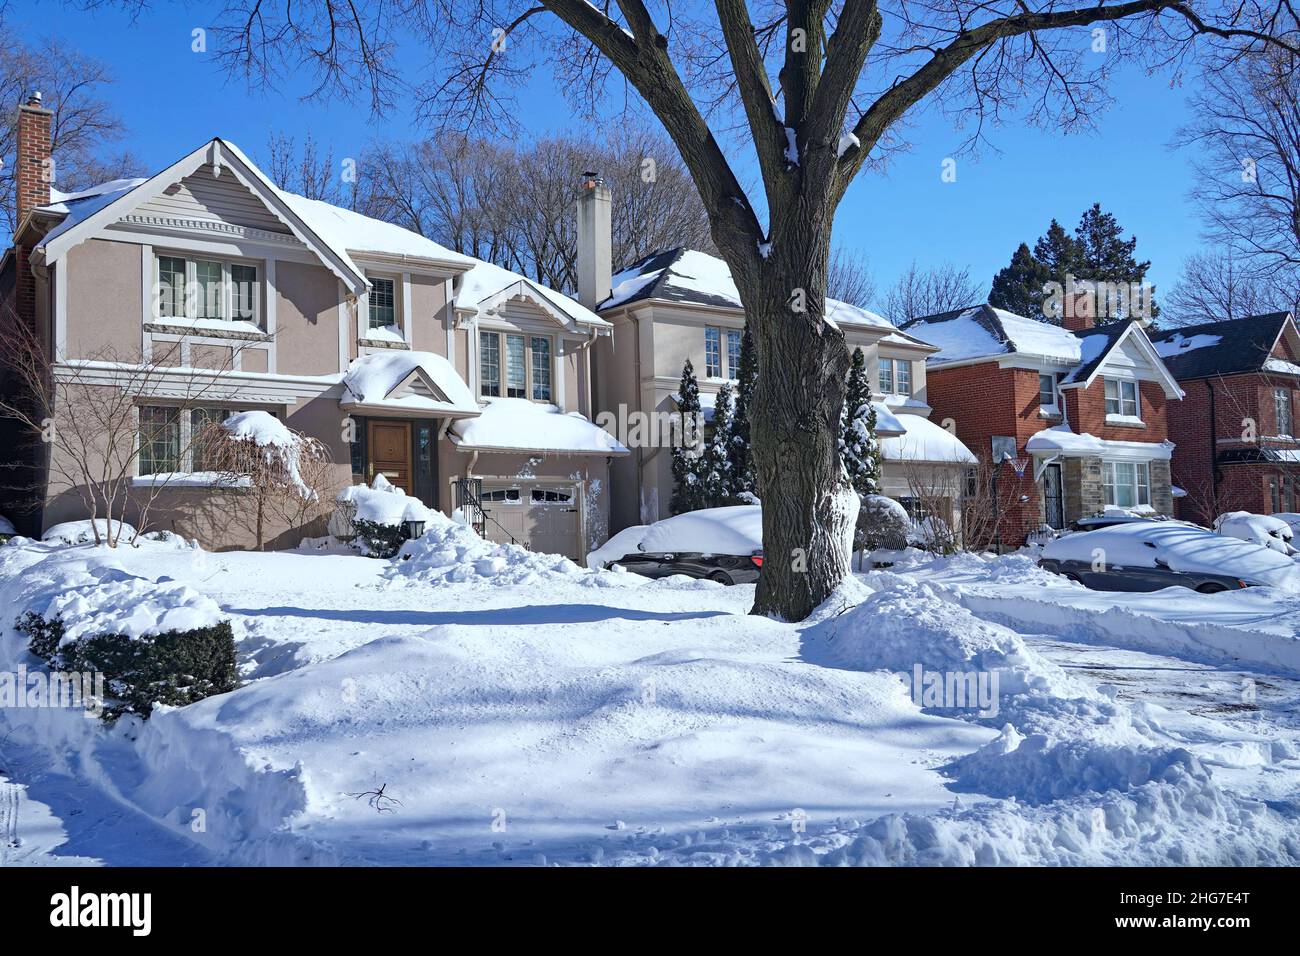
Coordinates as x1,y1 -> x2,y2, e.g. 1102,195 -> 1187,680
197,0 -> 1298,620
882,261 -> 984,326
199,412 -> 335,550
827,245 -> 876,309
263,131 -> 362,207
1178,42 -> 1300,282
0,305 -> 245,547
1165,250 -> 1300,324
1,35 -> 142,238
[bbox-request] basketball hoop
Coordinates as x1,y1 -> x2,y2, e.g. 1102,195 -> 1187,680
1008,457 -> 1030,479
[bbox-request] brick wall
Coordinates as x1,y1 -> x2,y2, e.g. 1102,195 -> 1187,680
1063,380 -> 1169,443
12,96 -> 51,339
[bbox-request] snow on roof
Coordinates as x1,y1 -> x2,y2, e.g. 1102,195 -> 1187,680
450,397 -> 629,455
1154,332 -> 1224,359
902,305 -> 1082,365
636,505 -> 763,555
604,248 -> 892,331
872,401 -> 907,435
879,413 -> 977,464
1025,426 -> 1106,455
342,351 -> 479,415
35,178 -> 148,247
455,258 -> 609,328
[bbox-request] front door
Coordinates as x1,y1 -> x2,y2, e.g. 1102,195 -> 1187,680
368,421 -> 413,493
1043,463 -> 1065,529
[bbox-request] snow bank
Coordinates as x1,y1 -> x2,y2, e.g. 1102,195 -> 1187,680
1214,511 -> 1296,554
43,519 -> 138,546
1044,522 -> 1300,589
637,505 -> 763,555
394,509 -> 596,586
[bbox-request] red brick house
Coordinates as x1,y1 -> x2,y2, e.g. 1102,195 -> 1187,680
1149,312 -> 1300,525
902,305 -> 1183,547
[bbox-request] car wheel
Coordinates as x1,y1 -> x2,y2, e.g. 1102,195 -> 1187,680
709,571 -> 735,586
1063,572 -> 1083,584
1195,582 -> 1229,594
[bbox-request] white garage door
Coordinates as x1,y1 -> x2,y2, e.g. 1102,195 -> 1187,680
479,481 -> 582,560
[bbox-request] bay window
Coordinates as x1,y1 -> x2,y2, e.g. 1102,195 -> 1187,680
154,254 -> 260,325
1102,460 -> 1151,509
479,331 -> 554,401
1104,378 -> 1139,418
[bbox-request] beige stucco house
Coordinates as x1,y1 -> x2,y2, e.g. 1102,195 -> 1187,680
1,95 -> 626,558
573,179 -> 975,534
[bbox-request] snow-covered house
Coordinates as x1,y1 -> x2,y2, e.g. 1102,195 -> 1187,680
0,95 -> 626,558
1149,311 -> 1300,525
572,176 -> 975,532
902,304 -> 1183,546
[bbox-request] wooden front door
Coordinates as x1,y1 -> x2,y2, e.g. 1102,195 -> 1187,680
368,421 -> 413,493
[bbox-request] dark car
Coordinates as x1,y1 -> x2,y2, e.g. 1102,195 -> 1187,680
605,551 -> 763,585
1037,523 -> 1299,594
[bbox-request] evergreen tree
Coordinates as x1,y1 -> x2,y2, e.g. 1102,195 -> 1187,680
1033,219 -> 1083,325
670,358 -> 707,514
701,382 -> 735,506
728,326 -> 758,498
989,242 -> 1053,319
840,347 -> 881,498
1072,203 -> 1158,321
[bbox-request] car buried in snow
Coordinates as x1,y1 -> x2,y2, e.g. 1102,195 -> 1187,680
590,505 -> 764,585
1038,522 -> 1300,594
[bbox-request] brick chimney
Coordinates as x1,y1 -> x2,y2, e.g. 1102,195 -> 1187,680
1061,288 -> 1095,332
575,172 -> 612,310
16,91 -> 53,226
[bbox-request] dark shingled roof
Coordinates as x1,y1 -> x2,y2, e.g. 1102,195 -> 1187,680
601,247 -> 741,311
1063,321 -> 1136,385
1148,312 -> 1294,381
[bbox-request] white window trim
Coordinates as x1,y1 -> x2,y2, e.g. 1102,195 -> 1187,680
723,328 -> 743,381
1103,377 -> 1142,423
1275,386 -> 1293,437
1038,373 -> 1061,417
1102,458 -> 1152,510
704,326 -> 723,379
360,273 -> 403,340
478,329 -> 556,403
152,252 -> 263,329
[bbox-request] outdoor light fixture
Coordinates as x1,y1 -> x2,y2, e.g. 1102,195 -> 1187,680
401,504 -> 427,540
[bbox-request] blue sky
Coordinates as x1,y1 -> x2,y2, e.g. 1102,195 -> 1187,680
10,1 -> 1210,302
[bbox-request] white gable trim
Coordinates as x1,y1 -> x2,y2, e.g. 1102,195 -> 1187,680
1063,323 -> 1183,398
475,280 -> 585,332
39,139 -> 367,295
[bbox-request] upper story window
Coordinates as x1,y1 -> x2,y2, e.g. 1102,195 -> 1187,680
155,254 -> 260,325
1039,373 -> 1059,409
368,276 -> 397,330
879,358 -> 911,395
1276,387 -> 1293,435
1104,378 -> 1139,418
480,331 -> 553,402
705,326 -> 722,378
725,329 -> 742,377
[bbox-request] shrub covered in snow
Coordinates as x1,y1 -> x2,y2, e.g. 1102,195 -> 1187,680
393,509 -> 593,586
334,475 -> 433,558
18,612 -> 237,719
43,519 -> 139,547
857,494 -> 909,555
1214,511 -> 1297,555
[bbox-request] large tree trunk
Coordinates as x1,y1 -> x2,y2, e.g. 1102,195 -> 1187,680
735,243 -> 858,621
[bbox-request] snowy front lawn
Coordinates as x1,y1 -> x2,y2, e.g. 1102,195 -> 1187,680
1,531 -> 1299,866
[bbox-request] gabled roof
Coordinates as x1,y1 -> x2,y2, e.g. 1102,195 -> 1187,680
1148,312 -> 1297,381
455,259 -> 609,330
900,304 -> 1082,365
31,139 -> 476,294
903,306 -> 1181,397
602,247 -> 925,342
341,351 -> 480,418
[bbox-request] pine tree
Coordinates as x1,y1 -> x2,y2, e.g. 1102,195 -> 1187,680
840,347 -> 880,498
1072,203 -> 1158,321
1032,219 -> 1083,325
989,242 -> 1054,319
728,326 -> 758,499
670,358 -> 708,514
702,382 -> 735,506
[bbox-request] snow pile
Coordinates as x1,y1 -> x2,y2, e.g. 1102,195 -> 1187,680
587,525 -> 649,569
1044,522 -> 1300,589
393,510 -> 595,586
43,519 -> 139,546
337,474 -> 433,525
637,505 -> 763,555
452,397 -> 629,454
1214,511 -> 1297,555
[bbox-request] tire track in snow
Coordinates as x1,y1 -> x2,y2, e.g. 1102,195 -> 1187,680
0,781 -> 19,853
